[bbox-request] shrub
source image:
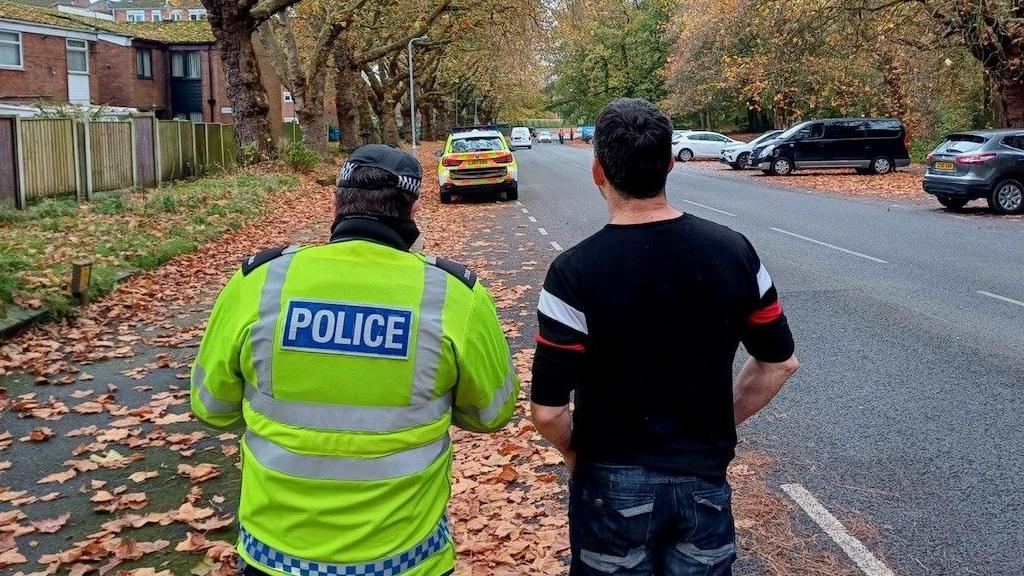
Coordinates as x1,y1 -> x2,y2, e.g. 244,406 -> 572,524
0,206 -> 24,224
92,193 -> 129,215
27,198 -> 77,219
282,141 -> 321,173
130,238 -> 197,269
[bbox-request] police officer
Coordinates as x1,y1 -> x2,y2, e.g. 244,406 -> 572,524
190,144 -> 519,576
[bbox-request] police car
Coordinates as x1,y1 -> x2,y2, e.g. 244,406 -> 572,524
436,129 -> 519,203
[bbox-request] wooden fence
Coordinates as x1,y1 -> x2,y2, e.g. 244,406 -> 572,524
0,114 -> 239,210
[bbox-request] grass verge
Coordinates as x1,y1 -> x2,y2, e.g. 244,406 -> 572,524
0,171 -> 298,321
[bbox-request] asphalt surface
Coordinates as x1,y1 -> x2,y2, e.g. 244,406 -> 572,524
511,143 -> 1024,575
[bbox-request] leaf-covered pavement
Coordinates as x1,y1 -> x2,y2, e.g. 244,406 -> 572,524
1,146 -> 859,576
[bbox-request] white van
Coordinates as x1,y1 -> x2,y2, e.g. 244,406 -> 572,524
510,126 -> 532,149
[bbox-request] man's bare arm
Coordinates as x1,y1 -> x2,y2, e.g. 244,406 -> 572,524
734,354 -> 799,426
530,402 -> 576,473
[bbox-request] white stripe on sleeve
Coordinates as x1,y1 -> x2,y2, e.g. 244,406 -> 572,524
756,264 -> 773,298
538,289 -> 588,335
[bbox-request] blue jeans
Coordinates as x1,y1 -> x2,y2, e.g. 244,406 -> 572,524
569,463 -> 736,575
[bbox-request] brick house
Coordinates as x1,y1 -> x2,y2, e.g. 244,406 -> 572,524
0,0 -> 282,132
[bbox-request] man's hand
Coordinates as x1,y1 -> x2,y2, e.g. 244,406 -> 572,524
734,354 -> 799,426
530,402 -> 575,473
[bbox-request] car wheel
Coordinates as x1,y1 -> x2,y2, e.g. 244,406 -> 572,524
528,145 -> 532,150
733,153 -> 749,169
677,148 -> 693,162
505,186 -> 519,201
937,195 -> 968,211
440,192 -> 453,204
871,157 -> 893,174
990,178 -> 1024,214
770,157 -> 793,176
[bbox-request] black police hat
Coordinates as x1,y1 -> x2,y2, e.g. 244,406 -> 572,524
339,144 -> 422,196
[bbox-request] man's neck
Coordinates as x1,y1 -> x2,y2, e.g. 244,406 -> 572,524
606,190 -> 683,225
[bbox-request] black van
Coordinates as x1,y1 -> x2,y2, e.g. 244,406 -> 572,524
751,118 -> 911,175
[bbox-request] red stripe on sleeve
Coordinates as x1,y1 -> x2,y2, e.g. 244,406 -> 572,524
536,333 -> 586,353
747,301 -> 783,325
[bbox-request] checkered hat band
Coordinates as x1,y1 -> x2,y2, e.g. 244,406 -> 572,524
240,517 -> 451,576
339,162 -> 421,196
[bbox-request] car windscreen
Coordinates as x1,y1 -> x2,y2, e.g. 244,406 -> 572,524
451,137 -> 504,153
937,134 -> 989,154
777,121 -> 812,140
751,131 -> 781,145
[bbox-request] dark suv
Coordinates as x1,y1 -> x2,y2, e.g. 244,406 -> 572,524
751,118 -> 911,176
922,130 -> 1024,214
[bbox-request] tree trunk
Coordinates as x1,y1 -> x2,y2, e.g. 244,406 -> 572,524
421,104 -> 434,141
378,96 -> 401,145
996,76 -> 1024,127
211,16 -> 274,160
358,91 -> 378,144
334,73 -> 362,151
295,94 -> 328,156
401,103 -> 412,143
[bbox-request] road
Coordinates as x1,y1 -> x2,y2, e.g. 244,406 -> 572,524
511,142 -> 1024,575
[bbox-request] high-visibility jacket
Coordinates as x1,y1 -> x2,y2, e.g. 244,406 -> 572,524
190,218 -> 518,576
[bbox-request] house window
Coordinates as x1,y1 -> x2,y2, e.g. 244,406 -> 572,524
170,51 -> 201,79
282,91 -> 293,103
126,10 -> 145,22
170,11 -> 182,21
188,9 -> 207,20
66,39 -> 88,73
0,30 -> 22,69
151,10 -> 162,22
136,48 -> 152,78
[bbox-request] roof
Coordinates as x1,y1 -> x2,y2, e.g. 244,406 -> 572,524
949,128 -> 1024,136
452,130 -> 502,139
0,0 -> 94,29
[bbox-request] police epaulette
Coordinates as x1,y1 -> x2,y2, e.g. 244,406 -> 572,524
241,246 -> 288,276
427,256 -> 477,290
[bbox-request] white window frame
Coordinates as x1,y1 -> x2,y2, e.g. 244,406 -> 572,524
126,10 -> 146,22
0,30 -> 23,70
282,91 -> 293,103
150,10 -> 162,22
66,38 -> 89,74
187,9 -> 207,20
170,10 -> 182,21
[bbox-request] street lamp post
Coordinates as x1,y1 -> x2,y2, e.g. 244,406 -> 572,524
407,35 -> 428,149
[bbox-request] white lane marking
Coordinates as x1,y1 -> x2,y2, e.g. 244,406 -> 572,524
522,208 -> 529,214
550,241 -> 563,251
538,228 -> 549,236
951,215 -> 970,221
681,199 -> 736,217
978,290 -> 1024,308
515,201 -> 523,206
771,228 -> 888,264
528,216 -> 537,223
781,484 -> 895,576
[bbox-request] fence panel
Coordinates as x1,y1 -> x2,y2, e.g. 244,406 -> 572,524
194,124 -> 208,172
158,120 -> 181,181
20,118 -> 77,201
89,121 -> 133,193
222,125 -> 237,170
207,124 -> 224,168
179,122 -> 195,177
134,116 -> 157,187
0,117 -> 16,208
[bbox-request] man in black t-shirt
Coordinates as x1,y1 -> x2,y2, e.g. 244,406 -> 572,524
530,99 -> 799,576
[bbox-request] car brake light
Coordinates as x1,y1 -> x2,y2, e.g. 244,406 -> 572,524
493,152 -> 514,164
955,152 -> 997,165
441,156 -> 462,167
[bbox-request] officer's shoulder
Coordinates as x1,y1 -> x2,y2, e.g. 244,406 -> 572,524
424,255 -> 477,290
240,245 -> 293,276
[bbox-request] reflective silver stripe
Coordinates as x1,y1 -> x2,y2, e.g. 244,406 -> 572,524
244,432 -> 451,480
250,246 -> 299,395
538,288 -> 588,335
756,263 -> 773,297
410,264 -> 447,404
244,385 -> 451,432
193,365 -> 239,414
459,368 -> 516,426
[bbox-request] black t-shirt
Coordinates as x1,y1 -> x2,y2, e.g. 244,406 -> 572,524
530,214 -> 794,481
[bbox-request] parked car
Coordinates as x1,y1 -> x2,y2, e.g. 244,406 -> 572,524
580,125 -> 595,143
751,118 -> 911,176
436,129 -> 518,203
672,131 -> 741,161
537,130 -> 553,143
922,130 -> 1024,214
510,126 -> 532,149
720,130 -> 782,169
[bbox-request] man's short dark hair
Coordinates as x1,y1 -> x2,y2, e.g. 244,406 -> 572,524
336,166 -> 416,219
594,98 -> 673,199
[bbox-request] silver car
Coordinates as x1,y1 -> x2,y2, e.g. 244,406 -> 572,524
923,129 -> 1024,214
